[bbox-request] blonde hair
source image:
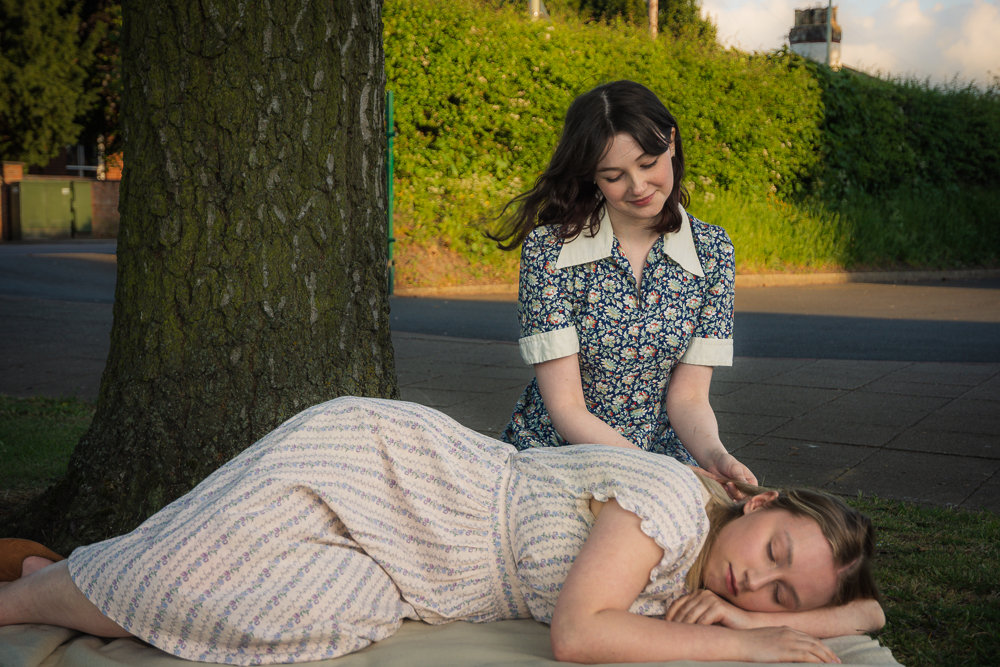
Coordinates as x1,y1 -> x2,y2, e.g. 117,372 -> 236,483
684,476 -> 880,606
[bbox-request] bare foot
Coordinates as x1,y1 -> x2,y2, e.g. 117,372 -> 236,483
21,556 -> 54,578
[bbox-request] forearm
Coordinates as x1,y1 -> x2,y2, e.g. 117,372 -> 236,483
548,403 -> 637,449
534,355 -> 637,449
665,394 -> 728,467
743,599 -> 886,637
552,610 -> 746,664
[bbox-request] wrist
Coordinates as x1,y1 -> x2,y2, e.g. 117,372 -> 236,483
695,447 -> 731,474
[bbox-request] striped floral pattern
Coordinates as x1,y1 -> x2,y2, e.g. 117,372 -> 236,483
69,398 -> 708,665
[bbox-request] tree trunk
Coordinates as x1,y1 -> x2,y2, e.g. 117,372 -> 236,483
648,0 -> 659,39
2,0 -> 395,553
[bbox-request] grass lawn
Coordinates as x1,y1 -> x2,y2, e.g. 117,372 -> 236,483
1,394 -> 997,665
0,396 -> 94,510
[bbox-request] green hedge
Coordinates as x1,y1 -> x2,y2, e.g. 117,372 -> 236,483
385,0 -> 823,261
815,66 -> 1000,195
385,0 -> 1000,275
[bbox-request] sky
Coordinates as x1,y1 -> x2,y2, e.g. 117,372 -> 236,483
700,0 -> 999,87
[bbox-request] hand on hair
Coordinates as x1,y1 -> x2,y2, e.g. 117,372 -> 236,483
665,590 -> 751,629
684,466 -> 747,502
705,452 -> 758,487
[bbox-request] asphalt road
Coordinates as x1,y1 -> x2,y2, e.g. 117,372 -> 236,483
389,279 -> 1000,362
2,240 -> 999,362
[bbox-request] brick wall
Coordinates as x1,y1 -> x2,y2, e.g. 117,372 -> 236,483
91,180 -> 120,238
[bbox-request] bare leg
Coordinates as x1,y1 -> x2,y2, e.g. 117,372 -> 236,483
0,560 -> 132,637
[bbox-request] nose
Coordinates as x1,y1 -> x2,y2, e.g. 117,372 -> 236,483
629,175 -> 645,194
744,569 -> 779,592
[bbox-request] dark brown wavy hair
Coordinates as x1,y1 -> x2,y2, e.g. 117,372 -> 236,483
488,80 -> 690,250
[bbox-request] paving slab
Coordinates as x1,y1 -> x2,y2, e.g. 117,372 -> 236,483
885,427 -> 1000,459
830,449 -> 1000,507
856,377 -> 971,398
760,359 -> 910,390
768,414 -> 904,447
880,362 -> 1000,386
961,473 -> 1000,513
963,375 -> 1000,401
911,398 -> 1000,436
736,437 -> 875,469
803,392 -> 951,427
730,455 -> 847,489
717,431 -> 760,450
707,380 -> 750,396
711,383 -> 844,418
712,357 -> 812,383
714,412 -> 791,436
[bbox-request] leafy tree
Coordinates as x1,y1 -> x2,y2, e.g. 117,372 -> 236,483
577,0 -> 716,41
79,0 -> 122,155
0,0 -> 102,166
0,0 -> 396,552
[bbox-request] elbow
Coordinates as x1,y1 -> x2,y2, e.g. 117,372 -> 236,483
550,618 -> 595,664
551,635 -> 590,664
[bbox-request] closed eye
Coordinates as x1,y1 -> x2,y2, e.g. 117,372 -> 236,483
641,158 -> 659,169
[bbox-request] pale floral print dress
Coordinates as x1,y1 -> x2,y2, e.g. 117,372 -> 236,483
69,397 -> 708,665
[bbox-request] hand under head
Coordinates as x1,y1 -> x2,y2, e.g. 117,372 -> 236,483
691,481 -> 879,612
703,494 -> 840,612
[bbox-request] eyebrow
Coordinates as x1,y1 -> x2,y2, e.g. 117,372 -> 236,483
595,153 -> 656,173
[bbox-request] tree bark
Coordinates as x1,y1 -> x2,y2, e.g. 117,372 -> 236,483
648,0 -> 659,39
2,0 -> 395,552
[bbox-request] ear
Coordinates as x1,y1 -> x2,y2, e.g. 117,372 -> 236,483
742,490 -> 779,514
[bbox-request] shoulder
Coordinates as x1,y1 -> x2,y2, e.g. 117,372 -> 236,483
688,214 -> 735,274
521,224 -> 563,261
689,214 -> 733,252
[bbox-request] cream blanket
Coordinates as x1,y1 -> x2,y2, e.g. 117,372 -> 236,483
0,619 -> 903,667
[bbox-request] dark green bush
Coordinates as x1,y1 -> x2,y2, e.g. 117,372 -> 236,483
814,65 -> 1000,195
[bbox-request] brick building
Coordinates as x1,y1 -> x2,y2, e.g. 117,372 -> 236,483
1,147 -> 122,241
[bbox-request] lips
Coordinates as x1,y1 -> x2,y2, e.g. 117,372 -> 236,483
630,193 -> 655,207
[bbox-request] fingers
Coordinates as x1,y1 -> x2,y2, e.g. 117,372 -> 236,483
763,628 -> 841,664
665,591 -> 729,627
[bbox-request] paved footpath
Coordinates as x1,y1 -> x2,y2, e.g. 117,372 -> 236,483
1,241 -> 998,512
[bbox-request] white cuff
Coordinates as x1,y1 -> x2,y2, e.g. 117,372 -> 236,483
679,337 -> 733,366
519,327 -> 580,365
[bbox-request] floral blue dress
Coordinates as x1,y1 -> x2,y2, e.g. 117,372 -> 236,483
501,204 -> 735,464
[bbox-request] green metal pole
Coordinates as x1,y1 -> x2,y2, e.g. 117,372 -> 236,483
386,90 -> 396,296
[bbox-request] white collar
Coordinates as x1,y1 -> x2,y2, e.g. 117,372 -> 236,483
554,203 -> 705,277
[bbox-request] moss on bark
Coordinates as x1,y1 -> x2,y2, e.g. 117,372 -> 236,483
1,0 -> 396,552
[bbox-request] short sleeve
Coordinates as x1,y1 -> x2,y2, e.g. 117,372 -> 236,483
680,223 -> 734,367
517,227 -> 580,365
581,451 -> 709,613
